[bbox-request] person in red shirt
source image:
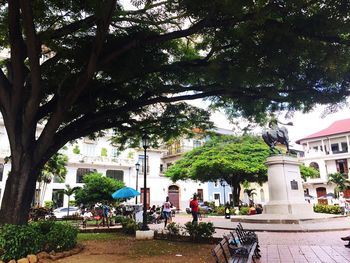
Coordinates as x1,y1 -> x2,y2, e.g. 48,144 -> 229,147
189,194 -> 199,224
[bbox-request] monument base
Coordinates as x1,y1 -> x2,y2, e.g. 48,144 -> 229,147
264,202 -> 313,215
136,230 -> 154,240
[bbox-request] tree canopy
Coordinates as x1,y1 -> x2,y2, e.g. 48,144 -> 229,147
1,0 -> 350,224
166,135 -> 270,205
74,173 -> 124,206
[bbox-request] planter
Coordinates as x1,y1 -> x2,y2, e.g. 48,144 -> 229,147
154,232 -> 220,244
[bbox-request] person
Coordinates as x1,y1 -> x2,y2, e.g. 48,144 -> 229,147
162,197 -> 172,227
102,203 -> 110,228
82,209 -> 93,228
224,202 -> 231,219
339,192 -> 346,215
248,204 -> 256,215
256,204 -> 263,214
189,194 -> 199,224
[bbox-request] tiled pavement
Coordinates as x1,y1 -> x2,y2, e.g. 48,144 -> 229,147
148,214 -> 350,262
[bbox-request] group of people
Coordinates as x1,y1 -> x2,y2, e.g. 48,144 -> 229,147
248,204 -> 263,215
81,203 -> 111,228
149,196 -> 174,227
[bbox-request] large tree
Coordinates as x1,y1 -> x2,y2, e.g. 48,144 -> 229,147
74,173 -> 124,206
165,135 -> 270,205
1,1 -> 350,224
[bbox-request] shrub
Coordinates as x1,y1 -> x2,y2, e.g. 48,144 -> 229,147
120,217 -> 140,235
313,204 -> 342,214
239,207 -> 249,215
44,201 -> 53,209
32,220 -> 56,235
184,222 -> 215,240
45,223 -> 79,251
215,206 -> 235,215
114,215 -> 126,224
0,224 -> 44,261
166,222 -> 181,236
29,207 -> 53,221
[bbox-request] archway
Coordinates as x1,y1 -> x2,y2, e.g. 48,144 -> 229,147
168,185 -> 180,210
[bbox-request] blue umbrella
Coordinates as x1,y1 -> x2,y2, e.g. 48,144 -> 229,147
112,187 -> 140,199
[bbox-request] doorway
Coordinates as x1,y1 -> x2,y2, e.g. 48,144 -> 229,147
316,187 -> 327,205
168,185 -> 180,210
140,188 -> 150,209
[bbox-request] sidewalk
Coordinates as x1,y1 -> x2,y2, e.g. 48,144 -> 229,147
149,214 -> 350,262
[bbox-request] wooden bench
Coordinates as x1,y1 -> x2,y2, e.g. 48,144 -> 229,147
212,236 -> 257,263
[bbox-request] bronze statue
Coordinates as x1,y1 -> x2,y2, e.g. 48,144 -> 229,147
262,118 -> 293,154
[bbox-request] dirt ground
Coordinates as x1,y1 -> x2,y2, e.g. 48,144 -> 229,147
54,237 -> 214,263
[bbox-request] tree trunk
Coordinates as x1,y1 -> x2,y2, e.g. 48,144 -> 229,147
230,179 -> 241,207
0,161 -> 38,225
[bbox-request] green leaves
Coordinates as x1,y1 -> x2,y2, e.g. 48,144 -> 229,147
74,172 -> 124,205
166,135 -> 270,184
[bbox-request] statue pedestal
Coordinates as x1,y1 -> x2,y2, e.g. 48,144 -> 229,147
264,155 -> 313,215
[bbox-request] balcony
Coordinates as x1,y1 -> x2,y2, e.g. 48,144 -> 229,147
163,146 -> 194,157
70,154 -> 134,166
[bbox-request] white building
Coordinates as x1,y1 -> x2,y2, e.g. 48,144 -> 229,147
296,118 -> 350,202
0,118 -> 207,210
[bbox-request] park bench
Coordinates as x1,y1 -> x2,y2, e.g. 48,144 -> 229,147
211,236 -> 257,263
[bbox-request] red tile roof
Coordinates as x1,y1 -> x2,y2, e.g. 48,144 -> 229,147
296,118 -> 350,144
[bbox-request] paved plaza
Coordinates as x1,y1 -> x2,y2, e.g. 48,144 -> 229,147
148,214 -> 350,262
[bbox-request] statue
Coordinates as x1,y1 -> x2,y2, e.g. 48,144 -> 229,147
262,118 -> 293,154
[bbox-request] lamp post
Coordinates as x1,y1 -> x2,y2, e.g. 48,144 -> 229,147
135,162 -> 140,204
220,179 -> 226,205
141,134 -> 150,231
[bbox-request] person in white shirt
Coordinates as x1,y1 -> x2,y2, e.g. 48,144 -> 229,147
162,196 -> 172,227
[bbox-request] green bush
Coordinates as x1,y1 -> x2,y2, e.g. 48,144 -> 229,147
0,221 -> 78,261
184,222 -> 215,240
0,224 -> 44,261
44,201 -> 53,209
120,217 -> 140,235
45,223 -> 79,251
114,215 -> 126,224
166,222 -> 181,236
239,207 -> 249,215
313,204 -> 342,214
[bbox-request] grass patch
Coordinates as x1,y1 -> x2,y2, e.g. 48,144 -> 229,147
77,232 -> 130,241
131,239 -> 211,258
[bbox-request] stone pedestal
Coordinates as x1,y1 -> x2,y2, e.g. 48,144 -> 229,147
135,230 -> 154,240
264,155 -> 313,215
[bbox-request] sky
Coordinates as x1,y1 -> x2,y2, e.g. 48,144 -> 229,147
189,99 -> 350,150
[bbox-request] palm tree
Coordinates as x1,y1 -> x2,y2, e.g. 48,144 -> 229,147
328,172 -> 350,197
63,184 -> 80,216
244,188 -> 257,205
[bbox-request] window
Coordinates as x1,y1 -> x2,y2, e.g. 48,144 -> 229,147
0,164 -> 3,181
214,181 -> 219,188
160,164 -> 163,173
138,155 -> 150,174
331,143 -> 339,153
111,147 -> 119,158
260,189 -> 265,203
214,193 -> 220,203
106,170 -> 124,181
309,162 -> 320,171
53,174 -> 65,183
341,142 -> 348,153
82,144 -> 96,156
336,159 -> 348,174
76,168 -> 97,183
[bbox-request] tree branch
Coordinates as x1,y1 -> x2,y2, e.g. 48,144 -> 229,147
20,0 -> 42,135
8,0 -> 26,112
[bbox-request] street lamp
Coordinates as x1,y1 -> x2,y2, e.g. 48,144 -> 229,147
220,179 -> 226,205
135,162 -> 140,204
141,134 -> 150,231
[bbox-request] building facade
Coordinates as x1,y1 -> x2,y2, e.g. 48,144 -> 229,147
296,118 -> 350,202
